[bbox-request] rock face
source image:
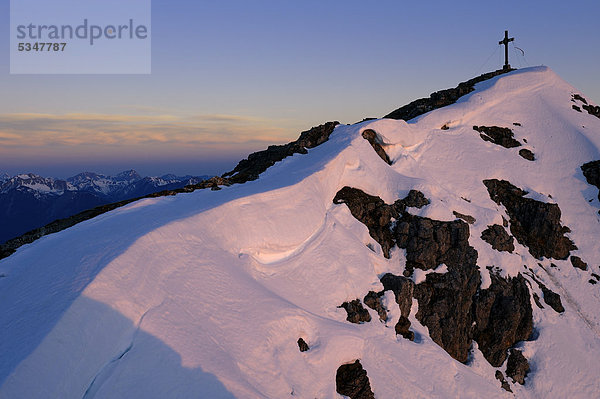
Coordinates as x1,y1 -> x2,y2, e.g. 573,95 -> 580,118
380,273 -> 415,340
581,160 -> 600,201
483,179 -> 577,259
473,272 -> 533,367
339,299 -> 372,324
335,360 -> 375,399
506,349 -> 530,385
334,187 -> 534,367
473,125 -> 522,148
384,68 -> 514,121
362,129 -> 392,165
223,121 -> 340,184
363,291 -> 387,321
495,371 -> 513,393
481,224 -> 515,253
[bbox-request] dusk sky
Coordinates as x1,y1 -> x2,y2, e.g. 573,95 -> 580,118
1,0 -> 599,178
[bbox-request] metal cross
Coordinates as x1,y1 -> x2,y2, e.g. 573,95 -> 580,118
499,30 -> 514,70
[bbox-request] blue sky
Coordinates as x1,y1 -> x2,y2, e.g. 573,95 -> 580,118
1,0 -> 599,178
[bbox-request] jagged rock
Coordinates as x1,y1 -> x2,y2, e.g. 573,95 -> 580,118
380,273 -> 414,317
398,190 -> 430,210
222,121 -> 339,184
506,349 -> 530,385
473,125 -> 522,148
297,338 -> 309,352
513,122 -> 522,126
473,273 -> 533,367
395,316 -> 415,341
570,255 -> 588,271
519,149 -> 536,161
481,224 -> 515,253
582,103 -> 600,119
362,129 -> 392,165
483,179 -> 577,260
495,370 -> 513,393
395,214 -> 477,272
333,187 -> 397,258
335,360 -> 375,399
339,299 -> 371,324
573,94 -> 588,104
581,160 -> 600,201
363,291 -> 387,321
380,274 -> 415,340
384,68 -> 514,121
453,211 -> 476,224
541,285 -> 564,313
335,187 -> 533,367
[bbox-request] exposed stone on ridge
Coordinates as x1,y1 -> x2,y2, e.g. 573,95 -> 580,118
339,299 -> 372,324
572,94 -> 600,119
481,224 -> 515,253
570,255 -> 588,271
335,360 -> 375,399
297,338 -> 309,352
223,121 -> 340,184
473,125 -> 522,148
473,272 -> 533,367
483,179 -> 577,260
581,160 -> 600,201
399,190 -> 431,210
363,291 -> 387,321
384,68 -> 515,121
506,349 -> 530,385
362,129 -> 392,165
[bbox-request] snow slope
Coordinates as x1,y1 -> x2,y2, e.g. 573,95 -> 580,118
1,67 -> 599,398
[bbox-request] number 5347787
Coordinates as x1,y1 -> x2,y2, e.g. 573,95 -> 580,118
18,43 -> 66,51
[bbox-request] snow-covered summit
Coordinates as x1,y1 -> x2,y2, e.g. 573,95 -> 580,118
1,67 -> 599,398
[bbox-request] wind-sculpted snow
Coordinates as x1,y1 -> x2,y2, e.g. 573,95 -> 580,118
2,67 -> 600,398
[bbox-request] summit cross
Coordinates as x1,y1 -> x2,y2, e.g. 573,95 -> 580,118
499,30 -> 514,70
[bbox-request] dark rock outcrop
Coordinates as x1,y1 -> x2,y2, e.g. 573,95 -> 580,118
223,121 -> 340,184
570,255 -> 588,271
362,129 -> 392,165
483,179 -> 577,259
297,338 -> 309,352
581,160 -> 600,201
506,349 -> 530,385
384,68 -> 515,121
519,149 -> 535,161
495,370 -> 513,393
473,125 -> 521,148
363,291 -> 387,321
335,187 -> 534,367
400,190 -> 431,210
473,273 -> 533,367
481,224 -> 515,253
453,211 -> 476,224
540,285 -> 564,313
380,273 -> 415,340
333,187 -> 397,258
335,360 -> 375,399
572,94 -> 600,119
339,299 -> 372,324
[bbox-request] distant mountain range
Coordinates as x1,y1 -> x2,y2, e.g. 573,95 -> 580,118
0,170 -> 210,244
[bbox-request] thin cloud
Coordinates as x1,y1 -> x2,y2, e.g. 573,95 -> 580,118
0,112 -> 294,149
